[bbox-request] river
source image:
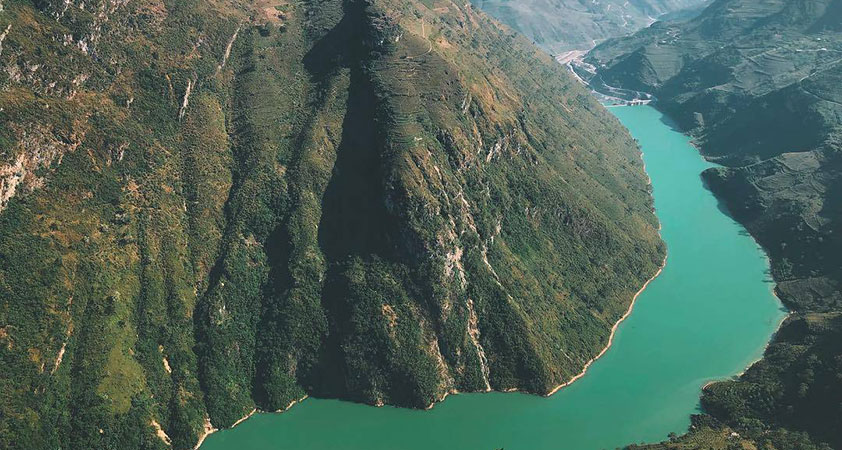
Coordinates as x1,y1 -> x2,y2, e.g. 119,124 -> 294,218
200,105 -> 786,450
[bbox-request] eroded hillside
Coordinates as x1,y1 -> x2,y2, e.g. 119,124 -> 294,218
0,0 -> 663,448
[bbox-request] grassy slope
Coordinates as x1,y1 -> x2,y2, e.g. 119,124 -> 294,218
0,0 -> 662,448
586,1 -> 842,448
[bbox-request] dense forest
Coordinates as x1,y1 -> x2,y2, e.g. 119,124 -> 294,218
586,0 -> 842,448
0,0 -> 663,448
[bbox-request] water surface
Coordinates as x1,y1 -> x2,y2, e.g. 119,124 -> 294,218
202,105 -> 785,450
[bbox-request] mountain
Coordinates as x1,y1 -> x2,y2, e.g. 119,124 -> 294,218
0,0 -> 664,448
471,0 -> 710,53
586,0 -> 842,448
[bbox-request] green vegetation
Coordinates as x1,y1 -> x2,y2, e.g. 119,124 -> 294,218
585,1 -> 842,448
627,415 -> 831,450
0,0 -> 662,448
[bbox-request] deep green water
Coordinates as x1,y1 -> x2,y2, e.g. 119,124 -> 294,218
201,105 -> 786,450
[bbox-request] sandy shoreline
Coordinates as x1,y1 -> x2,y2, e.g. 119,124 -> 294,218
545,259 -> 666,397
193,396 -> 308,450
193,416 -> 217,450
232,409 -> 257,428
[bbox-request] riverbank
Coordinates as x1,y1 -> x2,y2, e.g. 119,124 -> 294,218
541,114 -> 668,397
193,247 -> 668,445
426,254 -> 666,408
193,397 -> 309,449
198,105 -> 786,450
546,258 -> 665,397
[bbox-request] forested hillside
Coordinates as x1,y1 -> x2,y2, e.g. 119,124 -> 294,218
0,0 -> 663,448
585,1 -> 842,448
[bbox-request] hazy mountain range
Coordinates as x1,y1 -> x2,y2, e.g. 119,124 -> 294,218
473,0 -> 710,52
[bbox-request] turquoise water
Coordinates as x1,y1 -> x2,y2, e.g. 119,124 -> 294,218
201,106 -> 786,450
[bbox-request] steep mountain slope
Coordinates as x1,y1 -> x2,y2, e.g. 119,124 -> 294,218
586,0 -> 842,448
472,0 -> 709,53
0,0 -> 663,448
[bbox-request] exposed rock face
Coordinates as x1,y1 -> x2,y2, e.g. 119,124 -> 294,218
0,125 -> 82,213
0,0 -> 662,449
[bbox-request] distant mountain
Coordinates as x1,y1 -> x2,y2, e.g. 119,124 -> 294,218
0,0 -> 663,448
587,0 -> 842,448
472,0 -> 710,53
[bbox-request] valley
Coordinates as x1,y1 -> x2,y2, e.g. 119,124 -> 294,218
587,0 -> 842,447
198,105 -> 785,450
0,0 -> 835,449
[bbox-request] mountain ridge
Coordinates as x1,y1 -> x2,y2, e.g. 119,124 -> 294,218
0,0 -> 663,448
